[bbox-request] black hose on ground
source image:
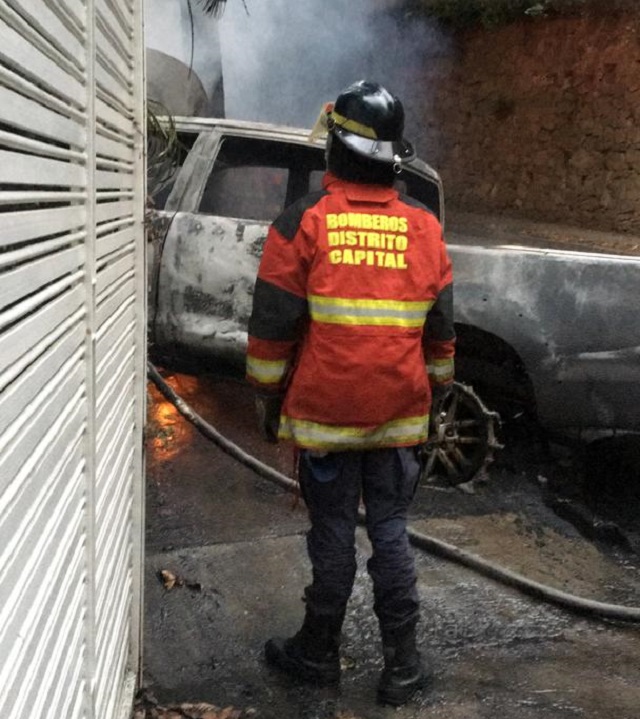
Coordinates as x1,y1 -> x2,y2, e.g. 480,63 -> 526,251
148,362 -> 640,624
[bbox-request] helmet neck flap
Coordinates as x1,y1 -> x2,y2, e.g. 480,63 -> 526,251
326,132 -> 396,186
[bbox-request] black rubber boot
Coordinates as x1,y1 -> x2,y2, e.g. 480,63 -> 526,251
264,609 -> 343,685
377,622 -> 431,706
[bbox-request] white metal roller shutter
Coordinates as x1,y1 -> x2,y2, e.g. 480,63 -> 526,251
0,0 -> 145,717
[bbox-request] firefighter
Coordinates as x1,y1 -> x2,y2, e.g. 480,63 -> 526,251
246,80 -> 455,706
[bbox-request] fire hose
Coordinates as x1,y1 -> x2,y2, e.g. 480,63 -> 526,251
148,362 -> 640,624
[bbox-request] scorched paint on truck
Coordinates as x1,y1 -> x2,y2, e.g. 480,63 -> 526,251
147,117 -> 640,475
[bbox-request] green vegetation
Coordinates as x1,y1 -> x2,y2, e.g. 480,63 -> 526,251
147,102 -> 183,200
404,0 -> 636,29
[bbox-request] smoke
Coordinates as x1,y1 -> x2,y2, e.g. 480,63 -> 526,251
219,0 -> 450,146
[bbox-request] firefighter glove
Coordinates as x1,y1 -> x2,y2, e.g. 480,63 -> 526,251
255,393 -> 284,444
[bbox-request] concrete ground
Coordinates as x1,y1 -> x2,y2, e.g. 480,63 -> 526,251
141,370 -> 640,719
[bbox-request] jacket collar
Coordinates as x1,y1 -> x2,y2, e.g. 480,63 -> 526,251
322,172 -> 398,204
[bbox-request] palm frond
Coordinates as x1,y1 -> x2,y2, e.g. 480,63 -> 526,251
146,101 -> 183,199
196,0 -> 228,17
195,0 -> 249,19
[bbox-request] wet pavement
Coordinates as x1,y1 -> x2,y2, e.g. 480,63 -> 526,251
142,369 -> 640,719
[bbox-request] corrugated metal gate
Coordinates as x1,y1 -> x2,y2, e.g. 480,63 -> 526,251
0,1 -> 146,718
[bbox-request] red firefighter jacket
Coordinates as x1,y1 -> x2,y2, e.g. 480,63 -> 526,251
246,172 -> 455,451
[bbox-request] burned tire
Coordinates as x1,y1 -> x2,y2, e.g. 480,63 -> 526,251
421,381 -> 502,485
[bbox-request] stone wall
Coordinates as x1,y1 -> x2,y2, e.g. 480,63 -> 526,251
414,12 -> 640,235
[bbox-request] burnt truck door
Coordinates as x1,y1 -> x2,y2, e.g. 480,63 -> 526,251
153,131 -> 327,366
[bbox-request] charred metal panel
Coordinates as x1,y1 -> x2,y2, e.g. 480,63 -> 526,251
154,212 -> 268,365
449,243 -> 640,435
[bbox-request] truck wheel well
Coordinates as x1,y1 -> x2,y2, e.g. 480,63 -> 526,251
453,323 -> 536,421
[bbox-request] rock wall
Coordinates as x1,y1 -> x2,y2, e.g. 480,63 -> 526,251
415,12 -> 640,235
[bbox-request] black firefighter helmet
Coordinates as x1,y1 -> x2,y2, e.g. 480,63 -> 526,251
328,80 -> 415,165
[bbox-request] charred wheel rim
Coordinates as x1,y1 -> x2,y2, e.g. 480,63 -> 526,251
421,382 -> 502,486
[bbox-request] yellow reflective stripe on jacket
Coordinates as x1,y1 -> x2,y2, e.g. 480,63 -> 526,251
427,358 -> 455,382
246,355 -> 288,385
279,414 -> 429,450
309,295 -> 433,328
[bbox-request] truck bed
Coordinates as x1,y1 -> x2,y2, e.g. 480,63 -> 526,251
446,211 -> 640,257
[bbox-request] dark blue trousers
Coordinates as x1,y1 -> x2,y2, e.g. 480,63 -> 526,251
299,447 -> 421,631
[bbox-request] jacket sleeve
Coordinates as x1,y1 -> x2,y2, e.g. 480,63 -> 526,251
424,236 -> 456,387
246,206 -> 314,394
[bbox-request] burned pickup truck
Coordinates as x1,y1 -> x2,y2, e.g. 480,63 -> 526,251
147,117 -> 640,478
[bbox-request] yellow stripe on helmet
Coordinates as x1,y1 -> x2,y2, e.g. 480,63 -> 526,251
330,110 -> 378,140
